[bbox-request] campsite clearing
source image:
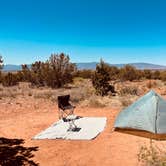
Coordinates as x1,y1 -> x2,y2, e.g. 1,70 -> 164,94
1,98 -> 166,165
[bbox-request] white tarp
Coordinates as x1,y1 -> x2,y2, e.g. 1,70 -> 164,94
33,117 -> 106,140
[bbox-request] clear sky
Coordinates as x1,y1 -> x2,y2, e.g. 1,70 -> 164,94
0,0 -> 164,65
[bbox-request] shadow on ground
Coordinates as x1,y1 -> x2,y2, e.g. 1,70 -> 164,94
0,137 -> 39,166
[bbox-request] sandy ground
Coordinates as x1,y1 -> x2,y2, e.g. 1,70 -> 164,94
1,97 -> 166,166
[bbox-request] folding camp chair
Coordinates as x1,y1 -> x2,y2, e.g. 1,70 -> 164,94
57,95 -> 78,131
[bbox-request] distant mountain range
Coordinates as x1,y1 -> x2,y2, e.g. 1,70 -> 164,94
76,62 -> 166,70
3,62 -> 166,71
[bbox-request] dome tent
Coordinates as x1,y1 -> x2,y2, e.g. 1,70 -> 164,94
114,90 -> 166,134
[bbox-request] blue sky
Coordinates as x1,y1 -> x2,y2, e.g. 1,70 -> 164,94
0,0 -> 164,65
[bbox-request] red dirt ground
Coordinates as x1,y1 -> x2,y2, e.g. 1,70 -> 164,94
1,99 -> 166,166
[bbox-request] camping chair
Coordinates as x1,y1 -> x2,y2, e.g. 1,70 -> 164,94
57,95 -> 77,131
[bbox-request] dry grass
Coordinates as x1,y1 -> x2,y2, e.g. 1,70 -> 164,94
0,86 -> 22,99
0,79 -> 166,109
146,80 -> 164,89
138,139 -> 166,166
1,79 -> 166,166
31,79 -> 94,105
146,80 -> 157,89
33,90 -> 54,99
120,97 -> 133,108
119,86 -> 139,96
81,95 -> 107,108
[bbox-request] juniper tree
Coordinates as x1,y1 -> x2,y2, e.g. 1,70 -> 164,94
2,72 -> 18,86
160,71 -> 166,82
108,66 -> 120,80
120,65 -> 138,81
152,70 -> 160,80
92,60 -> 111,96
21,64 -> 31,82
144,69 -> 152,79
31,61 -> 45,86
48,53 -> 76,88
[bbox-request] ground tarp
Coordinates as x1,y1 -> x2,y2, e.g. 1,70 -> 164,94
33,117 -> 106,140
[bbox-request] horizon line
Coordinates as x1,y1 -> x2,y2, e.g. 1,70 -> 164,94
3,62 -> 166,66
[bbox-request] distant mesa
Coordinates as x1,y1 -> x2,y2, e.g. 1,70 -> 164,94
3,64 -> 22,71
3,62 -> 166,71
111,63 -> 166,70
3,64 -> 31,72
75,62 -> 166,70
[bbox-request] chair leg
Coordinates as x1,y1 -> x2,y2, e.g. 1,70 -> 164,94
71,120 -> 77,128
68,122 -> 73,131
68,120 -> 77,131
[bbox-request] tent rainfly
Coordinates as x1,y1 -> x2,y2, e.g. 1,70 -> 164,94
114,90 -> 166,134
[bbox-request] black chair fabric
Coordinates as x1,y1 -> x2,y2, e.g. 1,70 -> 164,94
58,95 -> 75,111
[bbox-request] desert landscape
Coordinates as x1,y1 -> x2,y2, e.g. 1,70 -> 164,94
1,78 -> 166,166
0,0 -> 162,165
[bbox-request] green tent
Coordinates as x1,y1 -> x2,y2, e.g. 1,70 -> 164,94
114,90 -> 166,134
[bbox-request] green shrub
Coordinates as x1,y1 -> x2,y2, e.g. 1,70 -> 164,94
92,60 -> 112,96
2,73 -> 18,86
120,65 -> 138,81
108,66 -> 120,80
144,69 -> 152,79
160,71 -> 166,82
152,70 -> 161,80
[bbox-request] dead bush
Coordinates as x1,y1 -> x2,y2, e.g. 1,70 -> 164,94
146,80 -> 157,89
119,86 -> 139,96
138,139 -> 166,166
120,97 -> 132,107
0,88 -> 19,98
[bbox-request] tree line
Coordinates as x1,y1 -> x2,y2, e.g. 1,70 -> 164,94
92,60 -> 166,96
0,53 -> 76,87
75,62 -> 166,82
0,54 -> 166,89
